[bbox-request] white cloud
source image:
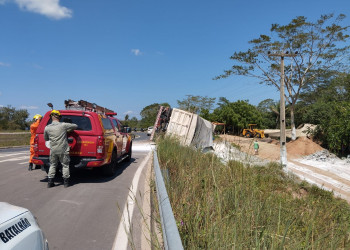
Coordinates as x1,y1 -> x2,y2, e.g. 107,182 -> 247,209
131,49 -> 142,56
13,0 -> 73,20
19,105 -> 39,110
124,111 -> 133,115
0,62 -> 11,67
0,105 -> 3,108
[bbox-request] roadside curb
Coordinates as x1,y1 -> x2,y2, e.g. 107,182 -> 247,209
112,151 -> 153,250
141,151 -> 154,250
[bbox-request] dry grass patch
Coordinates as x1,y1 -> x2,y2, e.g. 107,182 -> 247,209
0,133 -> 30,147
157,137 -> 350,249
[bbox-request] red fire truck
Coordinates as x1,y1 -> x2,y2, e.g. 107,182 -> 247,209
32,100 -> 132,176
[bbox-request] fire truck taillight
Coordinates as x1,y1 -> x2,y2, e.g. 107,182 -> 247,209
96,136 -> 105,159
34,135 -> 39,157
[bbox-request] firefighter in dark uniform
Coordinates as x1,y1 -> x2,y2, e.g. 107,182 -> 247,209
44,110 -> 78,188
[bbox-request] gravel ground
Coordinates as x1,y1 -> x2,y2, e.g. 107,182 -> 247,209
213,141 -> 270,166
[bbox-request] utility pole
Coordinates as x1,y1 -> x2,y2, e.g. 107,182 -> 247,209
268,51 -> 297,167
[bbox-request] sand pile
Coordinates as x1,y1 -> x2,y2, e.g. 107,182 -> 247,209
287,137 -> 323,157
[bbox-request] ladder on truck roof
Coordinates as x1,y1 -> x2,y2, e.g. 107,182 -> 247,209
64,99 -> 115,115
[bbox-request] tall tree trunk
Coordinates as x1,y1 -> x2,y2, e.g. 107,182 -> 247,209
290,105 -> 296,141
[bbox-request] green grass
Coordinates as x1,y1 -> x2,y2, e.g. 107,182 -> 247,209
231,142 -> 241,150
0,133 -> 31,147
156,136 -> 350,249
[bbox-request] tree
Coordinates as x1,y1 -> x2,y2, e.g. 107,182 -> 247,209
140,103 -> 170,128
257,99 -> 280,128
295,73 -> 350,155
211,99 -> 264,134
124,114 -> 129,122
128,117 -> 139,128
0,106 -> 29,130
177,95 -> 216,114
122,114 -> 130,126
215,14 -> 350,140
315,101 -> 350,155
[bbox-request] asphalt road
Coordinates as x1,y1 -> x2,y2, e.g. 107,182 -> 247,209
0,132 -> 154,250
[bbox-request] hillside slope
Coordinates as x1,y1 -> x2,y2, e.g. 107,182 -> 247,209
218,134 -> 350,203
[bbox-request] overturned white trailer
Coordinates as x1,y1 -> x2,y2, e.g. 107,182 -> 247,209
165,108 -> 216,151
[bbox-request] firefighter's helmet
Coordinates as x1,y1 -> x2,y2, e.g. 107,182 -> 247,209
50,110 -> 61,117
33,114 -> 42,120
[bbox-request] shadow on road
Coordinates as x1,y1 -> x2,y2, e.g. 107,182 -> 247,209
39,157 -> 138,186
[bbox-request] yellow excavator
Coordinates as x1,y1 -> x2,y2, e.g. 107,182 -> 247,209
241,124 -> 265,138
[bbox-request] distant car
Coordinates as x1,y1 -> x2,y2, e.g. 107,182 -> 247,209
124,127 -> 132,133
147,126 -> 153,136
0,202 -> 49,250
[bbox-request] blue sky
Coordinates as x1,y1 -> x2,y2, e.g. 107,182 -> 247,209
0,0 -> 349,120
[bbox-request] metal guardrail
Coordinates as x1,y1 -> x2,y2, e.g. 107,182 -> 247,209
153,150 -> 184,250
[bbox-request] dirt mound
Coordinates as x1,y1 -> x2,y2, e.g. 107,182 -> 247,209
287,137 -> 324,158
218,135 -> 325,162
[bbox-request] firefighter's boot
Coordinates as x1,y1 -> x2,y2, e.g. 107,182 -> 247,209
47,178 -> 55,188
28,163 -> 33,171
63,178 -> 70,188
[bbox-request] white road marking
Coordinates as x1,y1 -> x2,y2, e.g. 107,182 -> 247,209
0,156 -> 29,163
132,144 -> 153,152
18,162 -> 30,165
112,151 -> 152,250
0,152 -> 28,158
59,200 -> 82,206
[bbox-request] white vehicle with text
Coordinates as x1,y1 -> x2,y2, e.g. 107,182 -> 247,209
0,202 -> 49,250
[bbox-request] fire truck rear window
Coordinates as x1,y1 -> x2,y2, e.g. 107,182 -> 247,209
47,116 -> 92,131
